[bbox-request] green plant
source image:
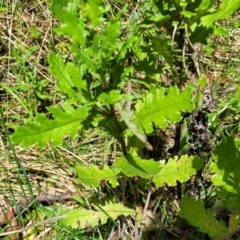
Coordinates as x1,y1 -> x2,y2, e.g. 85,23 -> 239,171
180,136 -> 240,240
9,0 -> 240,238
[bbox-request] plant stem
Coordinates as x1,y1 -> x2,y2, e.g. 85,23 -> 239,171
109,104 -> 128,157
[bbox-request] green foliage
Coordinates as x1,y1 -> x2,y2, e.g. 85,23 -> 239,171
201,0 -> 240,27
118,106 -> 152,150
48,53 -> 89,102
115,155 -> 203,187
11,105 -> 90,147
152,0 -> 240,44
180,196 -> 228,238
73,154 -> 203,195
75,164 -> 120,188
64,202 -> 136,229
181,137 -> 240,237
149,33 -> 173,67
211,137 -> 240,209
153,155 -> 203,186
8,0 -> 240,238
114,155 -> 162,179
134,86 -> 194,133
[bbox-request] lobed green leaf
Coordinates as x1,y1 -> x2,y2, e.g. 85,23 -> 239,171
11,106 -> 89,147
114,154 -> 203,187
97,90 -> 122,105
114,155 -> 162,178
153,155 -> 204,187
75,164 -> 120,188
50,0 -> 86,45
134,86 -> 195,133
49,53 -> 89,102
64,202 -> 135,228
149,33 -> 173,67
180,196 -> 228,238
211,137 -> 240,200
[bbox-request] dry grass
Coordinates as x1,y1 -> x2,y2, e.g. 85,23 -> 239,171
0,0 -> 111,238
0,0 -> 66,196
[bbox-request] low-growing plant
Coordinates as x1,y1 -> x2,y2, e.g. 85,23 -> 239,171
8,0 -> 240,238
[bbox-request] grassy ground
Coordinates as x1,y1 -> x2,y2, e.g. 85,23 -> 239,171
0,0 -> 240,239
0,0 -> 103,238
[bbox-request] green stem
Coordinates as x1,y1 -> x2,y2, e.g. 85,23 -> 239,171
109,104 -> 128,157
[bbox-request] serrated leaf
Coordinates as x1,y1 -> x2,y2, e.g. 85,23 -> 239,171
50,0 -> 86,45
97,90 -> 121,105
114,154 -> 202,186
64,202 -> 135,228
51,0 -> 79,18
212,137 -> 240,173
118,36 -> 138,59
71,46 -> 97,72
153,155 -> 203,187
102,19 -> 120,52
11,106 -> 89,147
66,62 -> 88,93
211,137 -> 240,198
49,53 -> 73,91
82,0 -> 110,27
134,86 -> 194,133
75,164 -> 119,188
49,53 -> 88,101
180,196 -> 228,238
149,33 -> 173,66
114,155 -> 162,178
